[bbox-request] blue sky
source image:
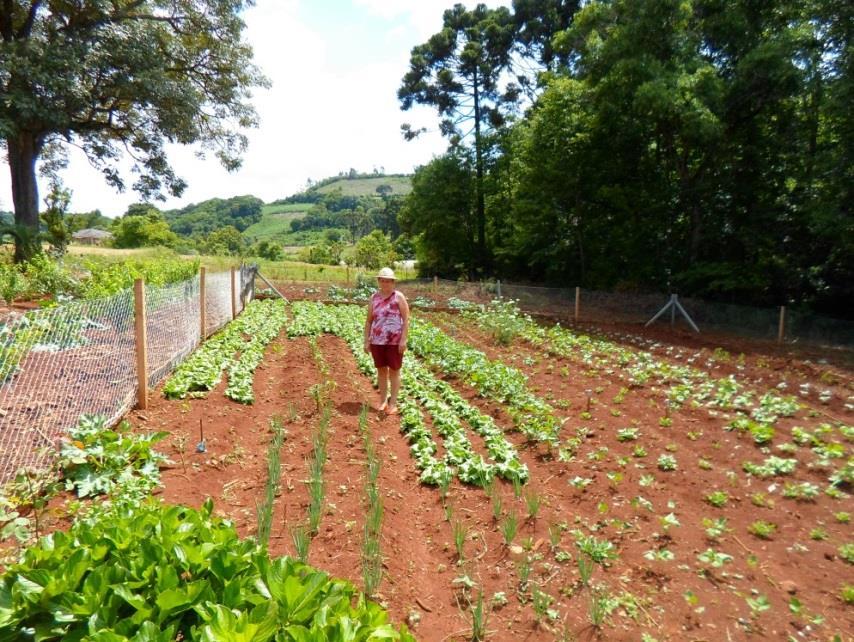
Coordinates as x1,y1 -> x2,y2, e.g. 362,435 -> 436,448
0,0 -> 509,217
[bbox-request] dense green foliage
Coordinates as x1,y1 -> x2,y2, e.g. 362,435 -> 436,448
0,498 -> 414,641
402,0 -> 853,316
0,0 -> 267,262
0,253 -> 199,304
164,196 -> 264,236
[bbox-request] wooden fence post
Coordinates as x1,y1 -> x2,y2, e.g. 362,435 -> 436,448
433,275 -> 438,294
199,266 -> 207,341
574,286 -> 580,322
230,266 -> 237,319
778,305 -> 786,343
133,279 -> 148,410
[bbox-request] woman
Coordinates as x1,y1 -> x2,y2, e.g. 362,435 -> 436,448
363,267 -> 410,414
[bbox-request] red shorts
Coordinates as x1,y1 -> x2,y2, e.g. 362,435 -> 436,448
370,344 -> 403,370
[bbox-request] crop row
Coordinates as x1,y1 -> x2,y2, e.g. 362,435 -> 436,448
407,318 -> 561,443
163,298 -> 287,402
288,302 -> 530,488
462,302 -> 804,427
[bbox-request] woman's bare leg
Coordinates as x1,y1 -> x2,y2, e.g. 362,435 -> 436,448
388,367 -> 401,412
377,367 -> 389,410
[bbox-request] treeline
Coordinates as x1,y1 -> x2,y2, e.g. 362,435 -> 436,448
399,0 -> 852,317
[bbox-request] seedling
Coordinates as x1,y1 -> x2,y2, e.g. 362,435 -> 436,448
501,512 -> 518,546
657,454 -> 678,471
617,428 -> 639,442
524,489 -> 542,521
705,491 -> 729,508
697,548 -> 733,568
702,517 -> 730,540
452,520 -> 467,561
644,548 -> 675,562
659,512 -> 680,531
748,521 -> 777,540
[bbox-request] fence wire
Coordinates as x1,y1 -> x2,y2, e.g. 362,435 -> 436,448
362,277 -> 853,350
146,276 -> 201,388
205,270 -> 233,336
0,269 -> 246,484
0,291 -> 136,482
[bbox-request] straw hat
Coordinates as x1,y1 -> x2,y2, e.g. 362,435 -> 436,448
376,267 -> 397,280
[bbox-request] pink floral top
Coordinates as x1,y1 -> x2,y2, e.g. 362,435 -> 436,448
370,291 -> 404,345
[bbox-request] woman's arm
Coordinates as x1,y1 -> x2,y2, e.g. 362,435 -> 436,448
397,292 -> 410,354
364,301 -> 373,352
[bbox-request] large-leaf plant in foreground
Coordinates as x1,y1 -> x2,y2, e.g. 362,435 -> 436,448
0,499 -> 414,641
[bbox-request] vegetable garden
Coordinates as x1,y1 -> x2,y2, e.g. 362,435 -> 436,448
1,294 -> 851,641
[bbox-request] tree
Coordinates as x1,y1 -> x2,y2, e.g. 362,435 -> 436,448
398,3 -> 517,274
0,1 -> 267,262
202,225 -> 246,256
251,240 -> 284,261
399,153 -> 475,277
112,206 -> 178,249
40,182 -> 72,257
354,230 -> 397,270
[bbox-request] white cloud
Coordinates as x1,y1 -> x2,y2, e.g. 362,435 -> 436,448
0,0 -> 508,216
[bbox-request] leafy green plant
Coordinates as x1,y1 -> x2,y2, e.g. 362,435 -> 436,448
697,548 -> 733,568
702,517 -> 731,540
839,543 -> 854,564
0,499 -> 414,640
782,481 -> 820,501
747,521 -> 777,540
657,454 -> 678,471
616,427 -> 639,442
57,414 -> 168,499
705,490 -> 729,508
573,532 -> 618,565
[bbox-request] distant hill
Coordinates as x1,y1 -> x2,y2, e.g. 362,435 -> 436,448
163,195 -> 263,236
243,206 -> 311,242
313,175 -> 411,197
244,173 -> 410,245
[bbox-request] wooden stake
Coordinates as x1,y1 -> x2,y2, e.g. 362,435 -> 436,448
133,278 -> 148,410
230,266 -> 237,319
199,266 -> 207,341
433,275 -> 438,294
574,286 -> 580,322
778,305 -> 786,343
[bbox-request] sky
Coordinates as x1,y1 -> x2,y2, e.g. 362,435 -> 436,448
0,0 -> 509,218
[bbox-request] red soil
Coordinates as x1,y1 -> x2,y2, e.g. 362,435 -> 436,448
114,305 -> 853,641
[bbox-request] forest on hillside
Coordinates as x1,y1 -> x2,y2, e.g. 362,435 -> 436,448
397,0 -> 852,317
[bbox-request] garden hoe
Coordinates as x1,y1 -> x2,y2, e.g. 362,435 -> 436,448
196,418 -> 207,453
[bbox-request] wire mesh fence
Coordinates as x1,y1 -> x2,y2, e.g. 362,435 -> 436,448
0,268 -> 251,484
271,275 -> 853,351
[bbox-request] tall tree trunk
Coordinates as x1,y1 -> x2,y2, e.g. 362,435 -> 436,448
7,131 -> 43,262
472,68 -> 486,276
